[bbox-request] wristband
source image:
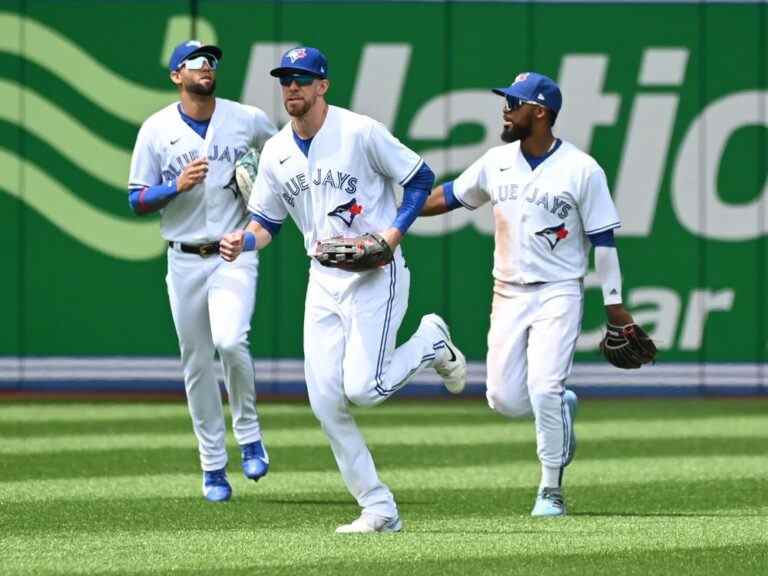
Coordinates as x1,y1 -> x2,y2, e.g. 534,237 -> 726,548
243,231 -> 256,252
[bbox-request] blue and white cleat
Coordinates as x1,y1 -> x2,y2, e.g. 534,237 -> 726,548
563,389 -> 578,466
202,468 -> 232,502
241,440 -> 269,481
420,314 -> 467,394
335,513 -> 403,534
531,487 -> 567,517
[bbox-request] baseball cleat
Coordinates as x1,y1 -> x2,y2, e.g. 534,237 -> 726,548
335,513 -> 402,534
202,468 -> 232,502
531,487 -> 567,517
241,440 -> 269,481
563,389 -> 578,466
420,313 -> 467,394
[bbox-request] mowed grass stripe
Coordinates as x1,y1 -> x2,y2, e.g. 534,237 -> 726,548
1,400 -> 767,576
2,455 -> 766,503
1,522 -> 766,575
2,415 -> 767,454
2,397 -> 766,425
3,479 -> 768,536
2,434 -> 766,482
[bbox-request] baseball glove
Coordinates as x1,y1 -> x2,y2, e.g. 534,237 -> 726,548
234,148 -> 260,204
599,323 -> 657,369
315,233 -> 394,271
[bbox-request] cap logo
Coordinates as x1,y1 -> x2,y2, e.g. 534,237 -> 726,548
537,93 -> 546,101
287,48 -> 307,63
513,73 -> 529,84
186,40 -> 203,48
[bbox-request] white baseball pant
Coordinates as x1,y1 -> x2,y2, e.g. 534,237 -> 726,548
485,279 -> 582,469
166,247 -> 263,471
303,255 -> 445,519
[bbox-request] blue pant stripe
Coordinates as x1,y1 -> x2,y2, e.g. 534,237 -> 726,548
375,353 -> 435,397
374,262 -> 396,389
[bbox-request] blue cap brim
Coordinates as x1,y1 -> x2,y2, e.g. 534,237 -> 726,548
270,66 -> 325,78
492,86 -> 526,99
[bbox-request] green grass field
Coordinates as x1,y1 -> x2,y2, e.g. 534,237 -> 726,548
1,397 -> 767,575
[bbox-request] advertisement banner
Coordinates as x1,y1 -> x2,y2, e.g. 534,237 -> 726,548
2,1 -> 766,392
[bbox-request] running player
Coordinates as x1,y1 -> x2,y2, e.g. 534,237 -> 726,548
220,46 -> 467,532
421,72 -> 639,516
128,40 -> 276,502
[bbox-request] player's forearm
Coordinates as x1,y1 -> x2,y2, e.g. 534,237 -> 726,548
594,245 -> 623,306
421,185 -> 449,216
245,219 -> 273,250
391,163 -> 434,233
128,181 -> 178,215
421,181 -> 466,216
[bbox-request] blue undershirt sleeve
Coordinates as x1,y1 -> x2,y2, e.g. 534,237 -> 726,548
393,163 -> 435,234
128,180 -> 178,215
588,229 -> 616,247
442,181 -> 462,211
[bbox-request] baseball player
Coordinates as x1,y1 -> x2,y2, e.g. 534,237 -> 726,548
421,72 -> 641,516
128,40 -> 277,502
220,46 -> 467,533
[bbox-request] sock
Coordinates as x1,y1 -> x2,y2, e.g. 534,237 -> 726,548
539,465 -> 562,491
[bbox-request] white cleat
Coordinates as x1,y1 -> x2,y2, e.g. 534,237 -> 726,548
335,513 -> 402,534
420,313 -> 467,394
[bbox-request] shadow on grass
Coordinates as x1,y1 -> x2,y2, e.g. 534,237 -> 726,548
2,478 -> 765,535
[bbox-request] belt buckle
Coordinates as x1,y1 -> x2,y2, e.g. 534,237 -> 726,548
199,243 -> 217,257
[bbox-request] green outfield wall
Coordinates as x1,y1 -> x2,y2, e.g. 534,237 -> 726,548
2,1 -> 766,392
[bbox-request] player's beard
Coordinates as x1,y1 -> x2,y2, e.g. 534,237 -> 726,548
501,122 -> 531,143
187,79 -> 216,96
285,94 -> 315,118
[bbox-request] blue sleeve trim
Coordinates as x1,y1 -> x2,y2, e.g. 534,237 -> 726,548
251,211 -> 282,237
399,158 -> 425,186
393,163 -> 435,234
588,229 -> 616,247
585,221 -> 621,235
443,181 -> 462,211
401,161 -> 434,190
128,180 -> 178,215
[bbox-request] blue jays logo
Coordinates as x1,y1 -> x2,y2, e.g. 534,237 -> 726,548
535,223 -> 569,250
328,198 -> 363,227
287,48 -> 307,63
514,72 -> 530,84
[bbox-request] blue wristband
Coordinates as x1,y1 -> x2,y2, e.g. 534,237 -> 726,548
243,231 -> 256,251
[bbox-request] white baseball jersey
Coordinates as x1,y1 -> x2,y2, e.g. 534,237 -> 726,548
248,105 -> 423,255
129,98 -> 276,243
453,140 -> 620,284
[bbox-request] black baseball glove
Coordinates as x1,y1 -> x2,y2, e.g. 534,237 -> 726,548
599,323 -> 657,369
315,233 -> 394,271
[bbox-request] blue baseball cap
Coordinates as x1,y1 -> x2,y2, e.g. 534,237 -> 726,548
493,72 -> 562,115
270,47 -> 328,79
168,40 -> 223,71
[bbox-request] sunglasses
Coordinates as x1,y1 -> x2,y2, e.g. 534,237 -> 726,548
182,55 -> 218,71
504,95 -> 545,112
279,74 -> 317,87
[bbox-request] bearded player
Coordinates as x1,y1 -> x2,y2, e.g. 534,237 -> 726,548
128,41 -> 276,502
220,46 -> 467,533
421,72 -> 654,516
